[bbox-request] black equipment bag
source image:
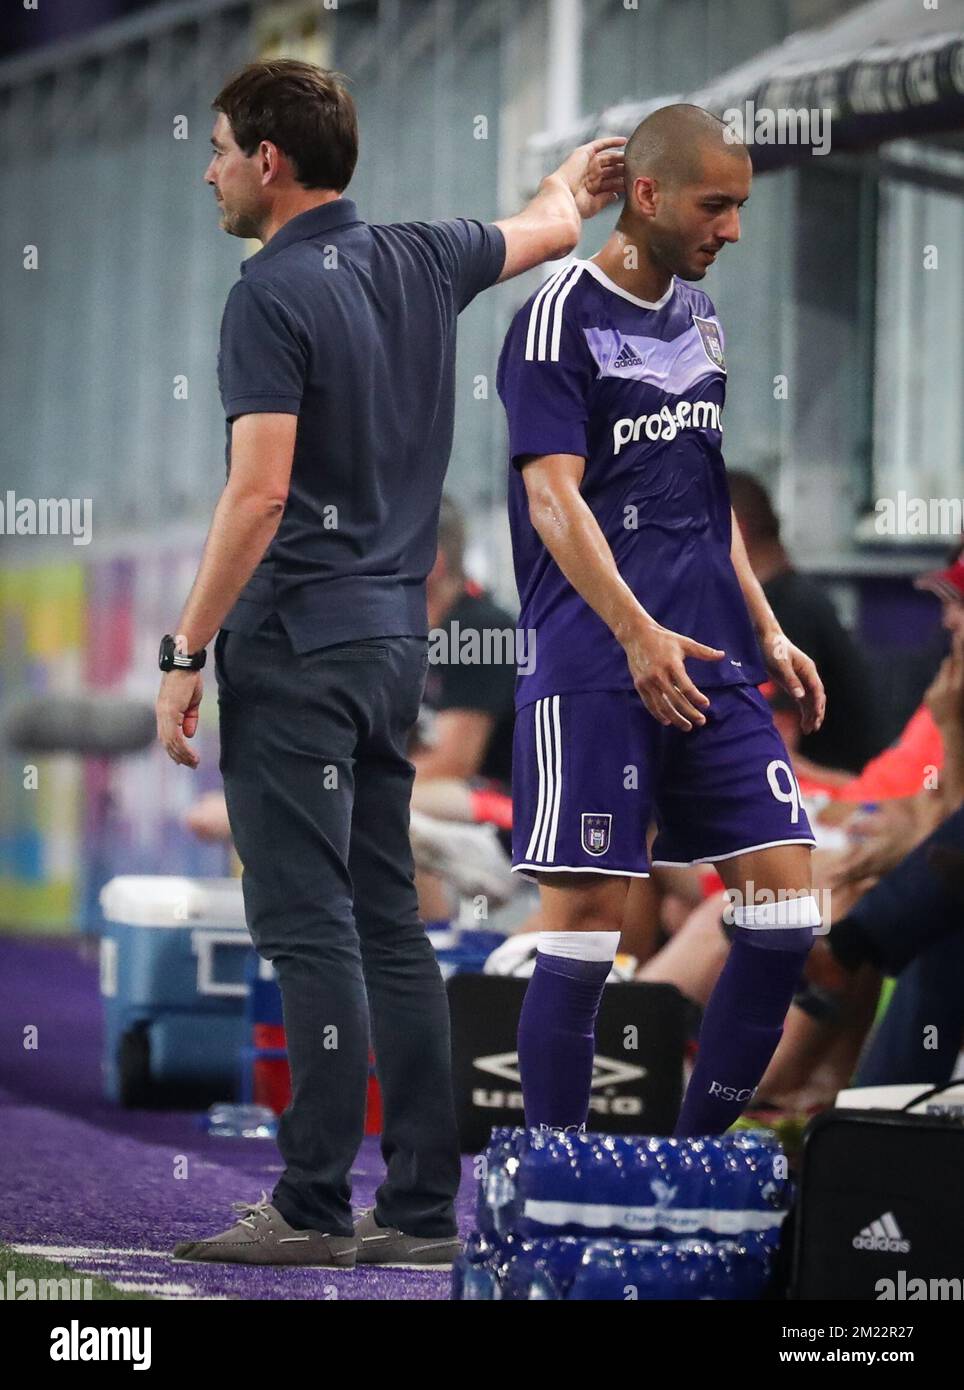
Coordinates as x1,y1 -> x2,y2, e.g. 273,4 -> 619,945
791,1082 -> 964,1300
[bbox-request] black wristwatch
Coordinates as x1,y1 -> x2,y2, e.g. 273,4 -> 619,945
158,634 -> 207,672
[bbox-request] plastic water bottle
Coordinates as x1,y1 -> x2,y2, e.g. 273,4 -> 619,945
467,1230 -> 505,1299
538,1235 -> 587,1295
517,1130 -> 581,1238
731,1128 -> 789,1216
480,1129 -> 522,1238
568,1241 -> 631,1300
648,1137 -> 685,1236
452,1230 -> 499,1300
624,1136 -> 654,1221
499,1241 -> 560,1300
622,1243 -> 664,1299
450,1253 -> 467,1300
672,1238 -> 710,1297
203,1102 -> 277,1138
667,1240 -> 711,1298
586,1135 -> 626,1230
717,1237 -> 762,1300
460,1263 -> 500,1299
672,1140 -> 704,1221
527,1267 -> 562,1300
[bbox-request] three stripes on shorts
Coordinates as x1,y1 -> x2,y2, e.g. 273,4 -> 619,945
525,696 -> 563,865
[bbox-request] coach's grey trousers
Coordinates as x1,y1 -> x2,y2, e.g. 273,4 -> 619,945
215,613 -> 460,1238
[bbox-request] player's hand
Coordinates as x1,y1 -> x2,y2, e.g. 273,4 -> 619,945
552,137 -> 626,220
828,802 -> 917,888
622,621 -> 725,731
761,630 -> 825,735
156,670 -> 203,768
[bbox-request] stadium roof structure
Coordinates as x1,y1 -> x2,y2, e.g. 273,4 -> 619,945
527,0 -> 964,177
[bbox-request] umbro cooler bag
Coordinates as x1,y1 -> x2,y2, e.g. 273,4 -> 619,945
791,1087 -> 964,1299
447,975 -> 689,1150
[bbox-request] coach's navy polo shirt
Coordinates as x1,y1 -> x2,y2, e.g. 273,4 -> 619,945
217,197 -> 505,652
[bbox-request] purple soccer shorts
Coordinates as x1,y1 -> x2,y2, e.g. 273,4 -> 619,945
511,682 -> 815,878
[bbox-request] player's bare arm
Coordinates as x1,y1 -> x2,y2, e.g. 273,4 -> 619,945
495,137 -> 626,282
155,412 -> 297,768
729,505 -> 826,735
520,451 -> 725,732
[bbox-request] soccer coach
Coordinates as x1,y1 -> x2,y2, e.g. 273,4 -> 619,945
156,60 -> 623,1268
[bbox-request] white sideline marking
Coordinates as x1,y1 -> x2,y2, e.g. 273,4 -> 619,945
113,1281 -> 198,1295
11,1243 -> 208,1298
13,1244 -> 171,1260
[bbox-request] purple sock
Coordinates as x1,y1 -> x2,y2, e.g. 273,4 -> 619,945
517,938 -> 616,1131
673,922 -> 813,1137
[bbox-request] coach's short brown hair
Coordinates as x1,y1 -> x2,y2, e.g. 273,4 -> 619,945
214,60 -> 358,191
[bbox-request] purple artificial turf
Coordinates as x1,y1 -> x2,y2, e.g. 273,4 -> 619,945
0,937 -> 477,1300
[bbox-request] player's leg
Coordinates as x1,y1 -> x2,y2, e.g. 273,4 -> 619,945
512,690 -> 653,1131
619,872 -> 663,963
519,872 -> 630,1131
674,842 -> 819,1136
650,682 -> 820,1137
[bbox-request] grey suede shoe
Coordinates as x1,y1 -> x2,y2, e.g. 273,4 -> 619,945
354,1208 -> 462,1269
173,1192 -> 357,1267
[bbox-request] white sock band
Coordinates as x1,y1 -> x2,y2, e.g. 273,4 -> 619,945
731,894 -> 823,930
536,930 -> 621,962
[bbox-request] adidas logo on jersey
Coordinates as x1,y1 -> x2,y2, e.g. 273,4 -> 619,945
852,1212 -> 911,1254
611,342 -> 644,369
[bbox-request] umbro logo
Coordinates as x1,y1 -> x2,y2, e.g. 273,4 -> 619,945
473,1051 -> 646,1090
853,1211 -> 911,1254
612,342 -> 644,369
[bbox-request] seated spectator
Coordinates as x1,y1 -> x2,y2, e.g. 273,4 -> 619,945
817,545 -> 964,826
417,499 -> 514,793
410,495 -> 517,917
728,469 -> 885,773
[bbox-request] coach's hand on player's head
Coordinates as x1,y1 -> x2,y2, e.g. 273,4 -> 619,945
553,137 -> 627,220
156,670 -> 203,768
622,621 -> 725,731
762,631 -> 825,736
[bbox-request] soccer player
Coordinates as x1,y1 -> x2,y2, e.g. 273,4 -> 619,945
496,104 -> 827,1138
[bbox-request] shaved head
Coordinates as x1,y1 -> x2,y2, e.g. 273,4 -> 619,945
614,103 -> 752,281
624,103 -> 748,192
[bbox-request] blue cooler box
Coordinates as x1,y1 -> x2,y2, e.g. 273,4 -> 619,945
98,875 -> 256,1107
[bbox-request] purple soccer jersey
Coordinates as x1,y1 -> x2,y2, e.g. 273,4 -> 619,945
497,260 -> 815,876
495,259 -> 767,709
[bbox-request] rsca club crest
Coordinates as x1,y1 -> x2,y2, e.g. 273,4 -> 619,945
692,315 -> 726,373
581,813 -> 612,856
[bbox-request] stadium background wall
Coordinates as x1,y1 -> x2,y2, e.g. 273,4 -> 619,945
0,0 -> 957,929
